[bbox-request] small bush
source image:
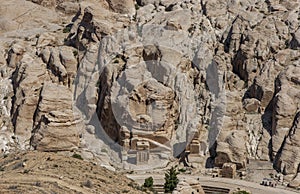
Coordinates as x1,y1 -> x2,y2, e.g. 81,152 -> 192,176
73,50 -> 78,57
63,26 -> 71,33
72,153 -> 83,160
23,169 -> 30,174
128,182 -> 146,192
143,177 -> 153,188
96,80 -> 100,87
178,168 -> 186,173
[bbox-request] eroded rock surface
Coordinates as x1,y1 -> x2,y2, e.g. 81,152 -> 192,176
0,0 -> 299,187
31,82 -> 83,151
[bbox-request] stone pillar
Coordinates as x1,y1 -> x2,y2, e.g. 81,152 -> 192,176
136,140 -> 150,165
119,126 -> 130,150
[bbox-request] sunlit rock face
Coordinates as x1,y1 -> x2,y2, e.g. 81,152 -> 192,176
0,0 -> 300,184
96,29 -> 210,155
272,64 -> 300,176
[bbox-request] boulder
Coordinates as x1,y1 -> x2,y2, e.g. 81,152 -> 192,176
174,178 -> 205,194
56,2 -> 80,14
243,98 -> 260,113
106,0 -> 135,15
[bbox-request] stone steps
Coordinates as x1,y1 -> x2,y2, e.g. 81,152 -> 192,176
152,184 -> 164,194
202,185 -> 230,194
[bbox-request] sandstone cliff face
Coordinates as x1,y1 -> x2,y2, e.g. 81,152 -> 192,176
0,0 -> 84,152
31,82 -> 83,151
272,64 -> 300,176
0,0 -> 300,186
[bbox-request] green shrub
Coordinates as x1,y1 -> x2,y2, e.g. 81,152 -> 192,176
178,168 -> 186,173
72,153 -> 83,160
143,176 -> 153,188
96,79 -> 100,87
164,166 -> 179,193
73,50 -> 78,57
63,26 -> 71,33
